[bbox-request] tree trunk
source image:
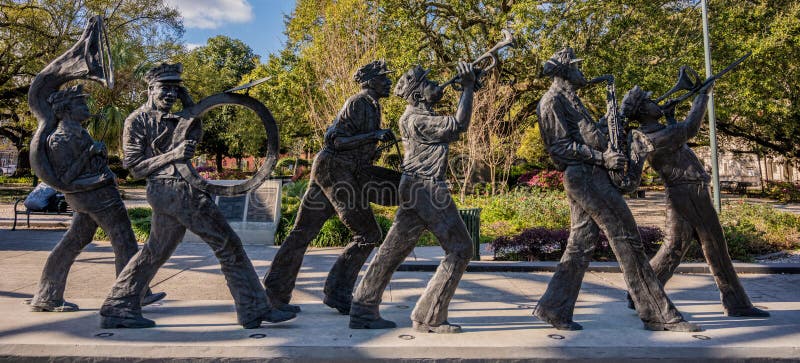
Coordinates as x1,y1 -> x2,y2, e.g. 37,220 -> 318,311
216,153 -> 224,172
13,147 -> 30,177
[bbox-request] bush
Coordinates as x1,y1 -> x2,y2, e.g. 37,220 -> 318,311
194,165 -> 253,180
94,207 -> 152,243
762,180 -> 800,203
275,182 -> 441,247
517,169 -> 564,190
707,201 -> 800,261
0,175 -> 34,185
276,208 -> 395,248
490,226 -> 665,261
458,188 -> 570,239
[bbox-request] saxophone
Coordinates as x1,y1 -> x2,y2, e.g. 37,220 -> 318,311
588,75 -> 650,193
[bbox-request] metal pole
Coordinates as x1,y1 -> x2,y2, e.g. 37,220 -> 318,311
701,0 -> 722,212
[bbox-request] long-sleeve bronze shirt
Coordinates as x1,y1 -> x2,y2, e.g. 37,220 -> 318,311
639,94 -> 711,186
537,84 -> 608,171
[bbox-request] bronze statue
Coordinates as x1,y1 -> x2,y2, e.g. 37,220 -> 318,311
99,63 -> 294,329
263,60 -> 401,315
27,16 -> 164,313
532,48 -> 701,332
621,73 -> 769,318
349,61 -> 477,333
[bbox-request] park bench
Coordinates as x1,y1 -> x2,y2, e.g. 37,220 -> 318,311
720,180 -> 751,194
12,195 -> 73,231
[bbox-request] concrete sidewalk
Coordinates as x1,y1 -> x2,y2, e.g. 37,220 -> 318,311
1,231 -> 799,361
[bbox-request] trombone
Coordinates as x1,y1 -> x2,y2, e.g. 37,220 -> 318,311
657,52 -> 751,110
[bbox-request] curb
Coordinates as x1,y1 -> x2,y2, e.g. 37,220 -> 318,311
398,261 -> 800,274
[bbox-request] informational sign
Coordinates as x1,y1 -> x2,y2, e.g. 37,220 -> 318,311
184,179 -> 282,245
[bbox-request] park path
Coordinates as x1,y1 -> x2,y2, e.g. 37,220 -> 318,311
0,230 -> 798,361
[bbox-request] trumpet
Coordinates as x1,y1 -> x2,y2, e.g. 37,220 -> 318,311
657,52 -> 751,110
439,29 -> 516,90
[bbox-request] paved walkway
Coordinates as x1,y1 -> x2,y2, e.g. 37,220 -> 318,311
0,231 -> 799,361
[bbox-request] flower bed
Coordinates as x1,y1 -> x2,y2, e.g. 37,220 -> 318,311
490,226 -> 664,262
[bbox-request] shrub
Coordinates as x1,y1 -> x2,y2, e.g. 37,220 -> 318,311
490,226 -> 665,261
0,175 -> 34,185
276,210 -> 395,248
517,169 -> 564,190
710,201 -> 800,261
762,180 -> 800,203
458,188 -> 570,239
94,207 -> 152,243
197,167 -> 253,180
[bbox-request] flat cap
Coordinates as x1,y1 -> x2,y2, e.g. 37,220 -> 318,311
353,60 -> 392,83
542,47 -> 583,77
145,63 -> 184,84
47,84 -> 88,107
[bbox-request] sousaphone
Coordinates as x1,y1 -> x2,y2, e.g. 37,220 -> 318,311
28,15 -> 114,193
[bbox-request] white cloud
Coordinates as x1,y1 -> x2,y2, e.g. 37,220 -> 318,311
184,43 -> 203,51
166,0 -> 254,29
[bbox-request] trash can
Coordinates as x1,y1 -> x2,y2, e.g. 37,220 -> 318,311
458,208 -> 481,261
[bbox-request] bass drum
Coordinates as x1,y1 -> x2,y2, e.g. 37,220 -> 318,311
172,92 -> 279,197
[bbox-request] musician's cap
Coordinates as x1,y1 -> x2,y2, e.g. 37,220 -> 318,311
47,84 -> 88,107
354,60 -> 393,83
542,47 -> 583,77
145,63 -> 183,84
620,85 -> 653,119
394,65 -> 430,101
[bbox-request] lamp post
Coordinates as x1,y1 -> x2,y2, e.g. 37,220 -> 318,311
701,0 -> 722,212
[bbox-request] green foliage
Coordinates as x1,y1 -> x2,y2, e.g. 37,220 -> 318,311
93,207 -> 153,243
677,201 -> 800,262
1,1 -> 183,164
761,181 -> 800,203
176,36 -> 263,168
720,201 -> 800,253
275,157 -> 310,176
0,175 -> 34,185
515,125 -> 551,168
262,0 -> 800,171
458,189 -> 571,239
275,180 -> 439,247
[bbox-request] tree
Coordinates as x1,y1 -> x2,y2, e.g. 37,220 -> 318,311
0,0 -> 183,175
244,50 -> 315,154
264,0 -> 800,187
285,0 -> 386,146
177,35 -> 260,171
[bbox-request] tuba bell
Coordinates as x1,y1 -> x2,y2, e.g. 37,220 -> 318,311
28,15 -> 116,193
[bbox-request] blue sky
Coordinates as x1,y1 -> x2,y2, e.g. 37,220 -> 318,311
166,0 -> 297,60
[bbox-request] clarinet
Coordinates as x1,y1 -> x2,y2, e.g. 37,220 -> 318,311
588,75 -> 639,193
